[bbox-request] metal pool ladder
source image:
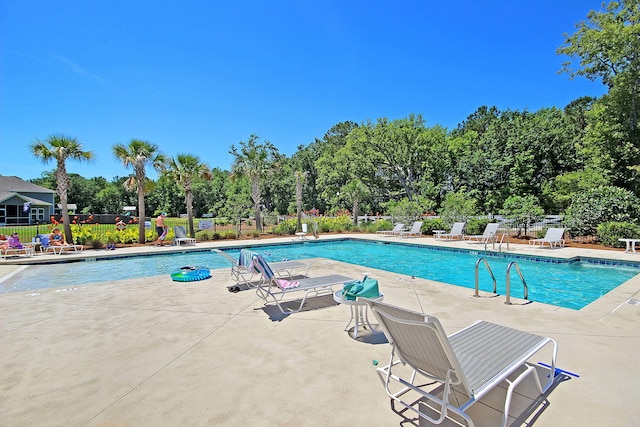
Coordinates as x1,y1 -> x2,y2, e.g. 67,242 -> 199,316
474,259 -> 530,305
482,233 -> 510,253
474,258 -> 497,297
505,261 -> 529,305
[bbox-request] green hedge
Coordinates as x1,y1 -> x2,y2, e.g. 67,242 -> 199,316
422,218 -> 447,235
596,221 -> 640,247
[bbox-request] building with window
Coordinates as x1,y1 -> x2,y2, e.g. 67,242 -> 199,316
0,176 -> 55,225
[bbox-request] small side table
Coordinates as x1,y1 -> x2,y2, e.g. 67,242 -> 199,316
433,230 -> 446,240
333,289 -> 384,339
619,238 -> 640,253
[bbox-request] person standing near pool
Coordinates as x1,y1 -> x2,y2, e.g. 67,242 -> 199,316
153,212 -> 167,246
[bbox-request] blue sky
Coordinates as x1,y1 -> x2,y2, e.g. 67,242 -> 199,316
1,0 -> 607,181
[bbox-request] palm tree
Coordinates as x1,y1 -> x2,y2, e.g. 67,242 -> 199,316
229,134 -> 279,232
112,139 -> 166,244
294,170 -> 309,232
164,154 -> 212,238
31,135 -> 94,244
340,179 -> 370,226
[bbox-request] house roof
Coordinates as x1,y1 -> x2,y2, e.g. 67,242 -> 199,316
0,191 -> 53,206
0,176 -> 55,194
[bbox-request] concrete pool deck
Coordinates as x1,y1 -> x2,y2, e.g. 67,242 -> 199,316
1,234 -> 639,426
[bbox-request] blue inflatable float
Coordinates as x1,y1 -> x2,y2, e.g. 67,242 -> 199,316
171,266 -> 211,282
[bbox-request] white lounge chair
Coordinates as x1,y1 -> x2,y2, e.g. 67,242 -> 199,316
529,227 -> 565,248
399,221 -> 423,238
376,223 -> 405,237
464,222 -> 500,244
364,299 -> 559,427
0,234 -> 35,259
295,223 -> 308,240
214,249 -> 310,286
37,235 -> 83,255
252,253 -> 354,314
1,243 -> 35,259
173,225 -> 196,246
439,222 -> 465,240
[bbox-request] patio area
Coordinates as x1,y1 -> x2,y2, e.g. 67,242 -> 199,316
1,235 -> 639,426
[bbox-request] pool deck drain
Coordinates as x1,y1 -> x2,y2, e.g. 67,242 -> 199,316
1,234 -> 639,426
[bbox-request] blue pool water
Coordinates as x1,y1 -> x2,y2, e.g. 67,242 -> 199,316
2,239 -> 638,310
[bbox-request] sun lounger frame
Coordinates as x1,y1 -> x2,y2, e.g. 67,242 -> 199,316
214,249 -> 310,286
365,300 -> 558,427
252,253 -> 353,314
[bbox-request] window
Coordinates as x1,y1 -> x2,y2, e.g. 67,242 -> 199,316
30,208 -> 45,222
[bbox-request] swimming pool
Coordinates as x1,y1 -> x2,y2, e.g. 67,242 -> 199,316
2,239 -> 638,310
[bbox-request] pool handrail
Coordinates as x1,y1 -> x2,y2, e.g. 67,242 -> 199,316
505,261 -> 529,304
474,257 -> 498,297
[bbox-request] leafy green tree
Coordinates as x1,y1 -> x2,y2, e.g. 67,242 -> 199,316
64,174 -> 107,214
315,122 -> 360,212
290,136 -> 331,213
541,168 -> 609,212
262,159 -> 292,215
558,0 -> 640,189
190,179 -> 215,218
344,114 -> 445,203
112,139 -> 166,244
206,168 -> 232,217
95,182 -> 130,214
30,170 -> 105,214
31,134 -> 94,243
224,175 -> 251,236
451,107 -> 580,212
439,189 -> 478,225
581,96 -> 640,188
147,175 -> 181,217
387,197 -> 433,225
564,186 -> 640,236
339,179 -> 370,225
450,108 -> 515,211
499,195 -> 545,237
163,154 -> 212,237
558,0 -> 640,131
229,134 -> 280,232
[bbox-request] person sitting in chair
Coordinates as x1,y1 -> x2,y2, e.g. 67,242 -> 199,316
8,232 -> 24,249
0,234 -> 9,251
49,228 -> 70,246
